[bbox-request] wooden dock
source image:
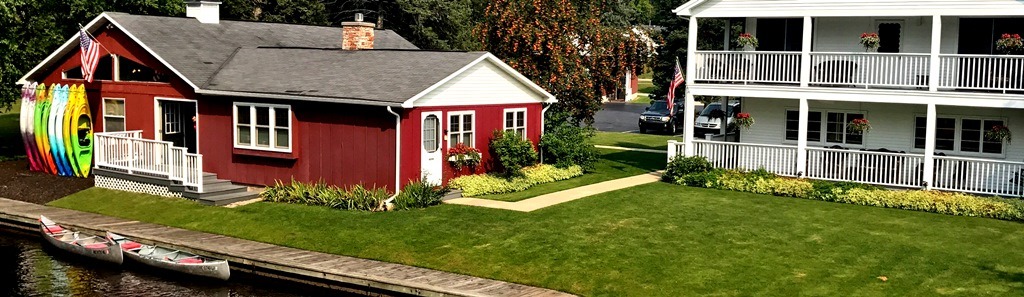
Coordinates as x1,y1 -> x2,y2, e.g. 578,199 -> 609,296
0,198 -> 574,297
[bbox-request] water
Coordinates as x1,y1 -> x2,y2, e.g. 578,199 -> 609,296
0,230 -> 348,297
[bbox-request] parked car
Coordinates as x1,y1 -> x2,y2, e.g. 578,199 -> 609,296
694,101 -> 741,136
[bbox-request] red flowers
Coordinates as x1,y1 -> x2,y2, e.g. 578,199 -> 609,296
997,33 -> 1024,54
847,118 -> 872,134
986,125 -> 1012,143
737,33 -> 758,49
735,112 -> 751,119
732,113 -> 754,130
860,33 -> 878,39
447,143 -> 482,170
860,33 -> 880,50
851,118 -> 869,125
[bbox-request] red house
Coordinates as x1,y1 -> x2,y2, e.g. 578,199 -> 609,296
18,3 -> 556,205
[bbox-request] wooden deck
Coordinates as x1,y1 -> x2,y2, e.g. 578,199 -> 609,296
0,198 -> 574,297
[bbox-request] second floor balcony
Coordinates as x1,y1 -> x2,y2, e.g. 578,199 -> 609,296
689,16 -> 1024,95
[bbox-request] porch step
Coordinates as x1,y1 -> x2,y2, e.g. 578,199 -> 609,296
196,191 -> 261,206
442,189 -> 463,201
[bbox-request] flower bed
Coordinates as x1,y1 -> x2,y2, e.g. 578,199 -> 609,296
260,178 -> 448,211
664,156 -> 1024,222
449,164 -> 584,196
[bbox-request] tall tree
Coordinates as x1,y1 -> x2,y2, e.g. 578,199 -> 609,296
648,0 -> 739,102
0,0 -> 184,111
477,0 -> 656,125
221,0 -> 329,25
322,0 -> 480,51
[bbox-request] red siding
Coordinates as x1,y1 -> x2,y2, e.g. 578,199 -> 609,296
37,26 -> 195,140
399,103 -> 544,186
200,98 -> 398,191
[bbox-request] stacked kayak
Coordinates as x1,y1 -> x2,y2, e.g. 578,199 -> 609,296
20,82 -> 92,177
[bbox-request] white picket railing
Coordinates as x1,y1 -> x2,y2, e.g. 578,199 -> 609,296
932,156 -> 1024,197
805,148 -> 925,188
94,131 -> 204,193
691,140 -> 799,176
809,52 -> 931,88
693,51 -> 801,84
938,54 -> 1024,92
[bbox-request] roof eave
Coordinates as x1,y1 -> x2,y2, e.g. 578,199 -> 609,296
673,0 -> 706,16
197,89 -> 403,107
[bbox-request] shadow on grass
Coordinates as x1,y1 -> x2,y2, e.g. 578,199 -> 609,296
980,264 -> 1024,288
597,149 -> 666,173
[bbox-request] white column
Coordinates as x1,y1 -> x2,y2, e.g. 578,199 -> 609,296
796,98 -> 810,177
799,16 -> 813,87
922,103 -> 937,189
684,16 -> 699,156
719,96 -> 729,137
723,19 -> 731,51
929,15 -> 942,92
683,91 -> 696,156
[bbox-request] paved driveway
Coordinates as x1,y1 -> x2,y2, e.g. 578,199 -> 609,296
594,102 -> 647,132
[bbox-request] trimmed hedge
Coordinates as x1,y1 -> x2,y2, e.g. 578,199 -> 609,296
449,164 -> 584,196
664,156 -> 1024,222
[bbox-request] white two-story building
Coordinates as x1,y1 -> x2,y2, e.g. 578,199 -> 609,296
669,0 -> 1024,197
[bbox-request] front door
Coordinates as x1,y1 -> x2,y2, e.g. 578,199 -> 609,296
156,100 -> 198,154
421,112 -> 443,185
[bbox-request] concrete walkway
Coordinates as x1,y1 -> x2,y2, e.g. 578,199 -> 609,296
445,172 -> 662,212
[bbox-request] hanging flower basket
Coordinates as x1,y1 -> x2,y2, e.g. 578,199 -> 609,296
860,33 -> 880,52
847,118 -> 871,135
733,112 -> 754,130
996,33 -> 1024,55
737,33 -> 758,50
447,143 -> 482,170
985,125 -> 1012,144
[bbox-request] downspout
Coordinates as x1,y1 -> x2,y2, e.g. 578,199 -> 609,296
385,106 -> 401,202
540,103 -> 553,164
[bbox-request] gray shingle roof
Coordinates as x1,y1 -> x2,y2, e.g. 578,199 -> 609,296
204,48 -> 486,105
105,12 -> 419,88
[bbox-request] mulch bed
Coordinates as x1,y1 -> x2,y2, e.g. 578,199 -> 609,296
0,159 -> 93,204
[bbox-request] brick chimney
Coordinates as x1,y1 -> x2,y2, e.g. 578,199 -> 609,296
342,14 -> 375,50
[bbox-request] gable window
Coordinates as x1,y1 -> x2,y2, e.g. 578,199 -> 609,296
234,102 -> 291,152
63,55 -> 115,81
504,108 -> 527,138
448,112 -> 475,147
913,116 -> 1004,155
103,98 -> 126,132
119,57 -> 170,82
785,110 -> 822,142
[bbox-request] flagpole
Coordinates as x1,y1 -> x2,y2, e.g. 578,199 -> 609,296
78,23 -> 113,55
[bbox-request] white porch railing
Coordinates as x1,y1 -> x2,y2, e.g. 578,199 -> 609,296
691,140 -> 799,176
667,141 -> 1024,197
693,51 -> 801,84
809,52 -> 931,88
933,156 -> 1024,197
805,148 -> 924,188
94,131 -> 204,193
938,54 -> 1024,92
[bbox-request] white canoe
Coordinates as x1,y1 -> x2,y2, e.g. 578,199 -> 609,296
107,232 -> 230,281
39,215 -> 123,264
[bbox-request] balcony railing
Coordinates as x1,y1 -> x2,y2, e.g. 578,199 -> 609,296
94,131 -> 204,193
693,51 -> 1024,93
694,51 -> 801,84
667,141 -> 1024,197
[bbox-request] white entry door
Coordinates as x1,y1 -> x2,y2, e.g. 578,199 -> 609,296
421,112 -> 443,185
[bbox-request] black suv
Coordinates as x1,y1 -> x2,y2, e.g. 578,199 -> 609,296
638,100 -> 684,134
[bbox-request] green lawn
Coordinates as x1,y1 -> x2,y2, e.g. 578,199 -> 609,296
592,131 -> 680,151
637,80 -> 654,94
628,94 -> 652,105
639,71 -> 653,80
0,100 -> 24,159
53,184 -> 1024,296
479,149 -> 665,201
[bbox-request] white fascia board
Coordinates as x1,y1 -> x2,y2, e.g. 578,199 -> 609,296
689,84 -> 1024,109
401,52 -> 557,108
673,0 -> 706,16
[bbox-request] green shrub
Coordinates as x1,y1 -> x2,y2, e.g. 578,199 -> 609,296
449,164 -> 584,196
679,169 -> 723,188
260,179 -> 389,211
664,156 -> 714,183
540,124 -> 599,171
490,130 -> 539,176
393,178 -> 450,210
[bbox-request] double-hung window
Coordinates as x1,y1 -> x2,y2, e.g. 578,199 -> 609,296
103,98 -> 126,132
914,116 -> 1005,154
784,110 -> 861,145
504,108 -> 527,139
448,111 -> 474,147
234,102 -> 291,152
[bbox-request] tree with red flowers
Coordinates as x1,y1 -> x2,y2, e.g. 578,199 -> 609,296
476,0 -> 656,125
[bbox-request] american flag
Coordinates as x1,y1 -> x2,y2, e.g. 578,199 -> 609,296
80,29 -> 101,83
666,58 -> 685,111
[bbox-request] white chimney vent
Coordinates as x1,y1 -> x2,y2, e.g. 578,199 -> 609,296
186,1 -> 221,24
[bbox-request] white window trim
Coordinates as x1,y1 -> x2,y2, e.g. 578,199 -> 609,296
233,102 -> 293,153
102,97 -> 126,132
783,109 -> 867,147
910,114 -> 1008,158
503,108 -> 528,139
447,111 -> 476,148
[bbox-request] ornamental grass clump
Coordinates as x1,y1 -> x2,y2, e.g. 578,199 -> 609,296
261,179 -> 390,211
393,178 -> 450,210
449,164 -> 584,196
